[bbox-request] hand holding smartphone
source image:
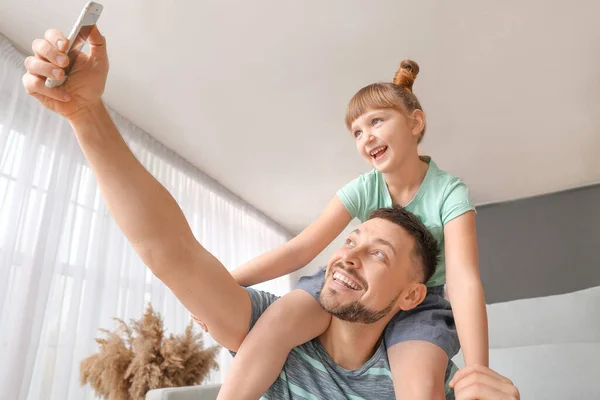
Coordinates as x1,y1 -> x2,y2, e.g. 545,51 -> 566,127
45,1 -> 103,88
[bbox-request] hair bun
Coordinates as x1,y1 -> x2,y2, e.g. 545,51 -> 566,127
393,59 -> 420,91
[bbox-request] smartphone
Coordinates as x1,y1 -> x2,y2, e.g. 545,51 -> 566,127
45,1 -> 103,88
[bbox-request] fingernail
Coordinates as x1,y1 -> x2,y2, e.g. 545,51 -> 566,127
57,55 -> 67,67
57,40 -> 66,50
52,69 -> 62,78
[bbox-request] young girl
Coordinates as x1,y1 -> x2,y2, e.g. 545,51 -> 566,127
211,60 -> 489,399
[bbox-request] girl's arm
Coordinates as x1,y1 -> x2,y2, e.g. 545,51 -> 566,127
232,196 -> 352,286
444,210 -> 489,367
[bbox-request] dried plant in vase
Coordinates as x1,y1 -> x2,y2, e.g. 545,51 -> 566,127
80,304 -> 220,400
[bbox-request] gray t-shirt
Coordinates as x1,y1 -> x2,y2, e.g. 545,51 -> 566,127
235,288 -> 456,399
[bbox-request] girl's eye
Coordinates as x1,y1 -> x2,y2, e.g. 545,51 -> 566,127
345,238 -> 356,247
354,130 -> 362,138
372,118 -> 383,126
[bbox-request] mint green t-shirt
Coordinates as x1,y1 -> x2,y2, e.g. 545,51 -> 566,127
336,157 -> 475,287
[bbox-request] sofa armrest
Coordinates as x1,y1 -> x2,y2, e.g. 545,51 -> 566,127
146,384 -> 221,400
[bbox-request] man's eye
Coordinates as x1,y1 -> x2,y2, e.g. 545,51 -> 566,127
373,250 -> 385,259
345,238 -> 355,247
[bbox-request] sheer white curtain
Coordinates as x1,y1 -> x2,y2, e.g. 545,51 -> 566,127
0,34 -> 292,399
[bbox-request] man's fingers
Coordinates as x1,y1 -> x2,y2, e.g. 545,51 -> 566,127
451,365 -> 520,400
87,25 -> 107,60
24,56 -> 65,80
450,365 -> 513,388
22,73 -> 43,95
450,365 -> 471,387
87,25 -> 105,46
22,73 -> 71,102
455,383 -> 508,400
32,38 -> 69,69
455,381 -> 520,400
24,32 -> 72,102
453,369 -> 515,395
44,28 -> 69,52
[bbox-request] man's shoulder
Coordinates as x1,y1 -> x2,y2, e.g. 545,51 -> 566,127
245,287 -> 280,329
229,288 -> 279,358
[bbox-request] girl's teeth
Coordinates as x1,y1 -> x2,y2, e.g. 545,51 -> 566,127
370,147 -> 387,158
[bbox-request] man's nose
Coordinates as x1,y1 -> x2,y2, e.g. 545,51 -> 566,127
341,248 -> 362,269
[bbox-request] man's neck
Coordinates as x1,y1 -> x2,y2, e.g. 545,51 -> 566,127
318,317 -> 389,370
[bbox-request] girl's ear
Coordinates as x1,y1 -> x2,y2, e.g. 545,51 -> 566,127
411,109 -> 425,138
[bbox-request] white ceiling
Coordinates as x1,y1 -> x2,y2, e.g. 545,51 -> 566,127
2,0 -> 599,233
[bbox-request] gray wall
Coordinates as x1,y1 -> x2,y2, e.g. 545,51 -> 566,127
478,184 -> 600,304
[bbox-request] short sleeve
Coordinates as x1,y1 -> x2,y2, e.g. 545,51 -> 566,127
230,288 -> 279,357
245,288 -> 280,331
336,174 -> 369,219
441,178 -> 475,225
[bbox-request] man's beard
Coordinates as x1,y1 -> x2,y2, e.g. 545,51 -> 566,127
318,264 -> 399,324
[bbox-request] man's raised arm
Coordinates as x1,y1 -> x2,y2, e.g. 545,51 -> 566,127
22,26 -> 250,351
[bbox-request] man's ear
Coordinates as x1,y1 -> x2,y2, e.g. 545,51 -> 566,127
397,283 -> 427,311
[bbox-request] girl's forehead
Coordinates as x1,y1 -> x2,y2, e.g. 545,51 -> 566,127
352,108 -> 391,127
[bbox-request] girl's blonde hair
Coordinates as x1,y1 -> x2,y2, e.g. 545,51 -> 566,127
345,60 -> 426,143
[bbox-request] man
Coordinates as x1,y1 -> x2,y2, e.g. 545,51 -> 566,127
22,26 -> 519,399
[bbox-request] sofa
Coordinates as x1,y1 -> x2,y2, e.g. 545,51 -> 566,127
146,383 -> 221,400
453,284 -> 600,399
146,285 -> 600,399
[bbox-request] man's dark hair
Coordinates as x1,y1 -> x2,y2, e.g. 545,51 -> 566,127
368,205 -> 440,283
